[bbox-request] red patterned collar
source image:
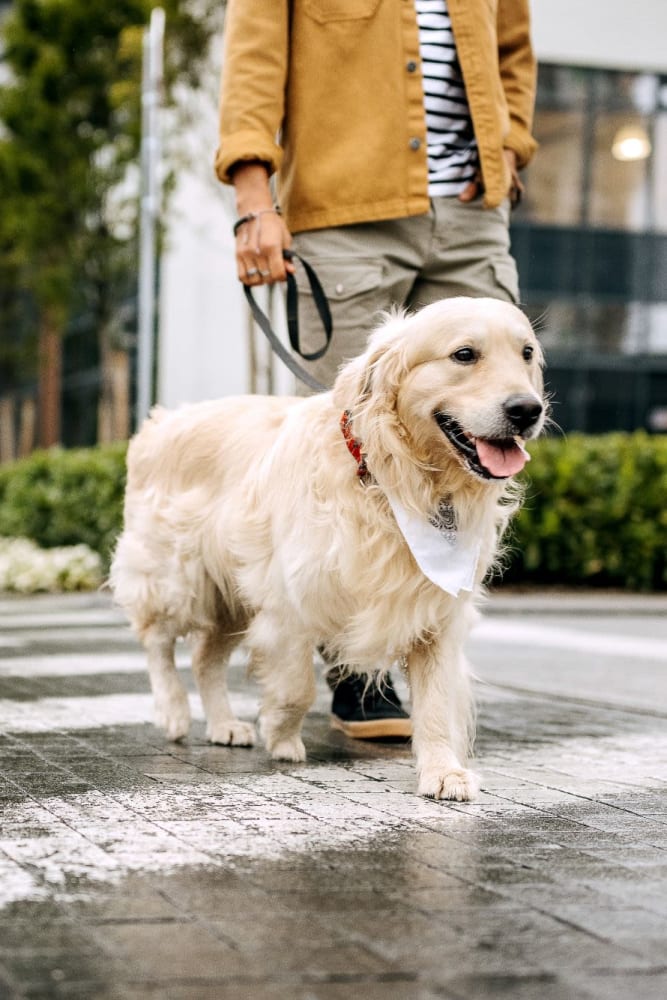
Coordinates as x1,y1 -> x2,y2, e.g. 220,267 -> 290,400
340,410 -> 368,479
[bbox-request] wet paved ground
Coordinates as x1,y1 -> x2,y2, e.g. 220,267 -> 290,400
0,590 -> 666,1000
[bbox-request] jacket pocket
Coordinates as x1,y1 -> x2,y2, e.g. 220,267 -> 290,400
303,0 -> 381,23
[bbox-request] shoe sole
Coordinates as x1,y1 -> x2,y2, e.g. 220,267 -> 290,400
330,714 -> 413,740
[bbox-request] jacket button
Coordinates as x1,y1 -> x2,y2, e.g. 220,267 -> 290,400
335,283 -> 344,295
406,60 -> 417,72
409,137 -> 421,151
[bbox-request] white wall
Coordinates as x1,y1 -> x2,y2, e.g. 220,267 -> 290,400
156,38 -> 257,409
157,171 -> 249,406
532,0 -> 667,72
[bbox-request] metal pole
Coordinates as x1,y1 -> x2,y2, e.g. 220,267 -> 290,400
136,7 -> 165,428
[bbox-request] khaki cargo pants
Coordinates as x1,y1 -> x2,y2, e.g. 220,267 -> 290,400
290,196 -> 519,392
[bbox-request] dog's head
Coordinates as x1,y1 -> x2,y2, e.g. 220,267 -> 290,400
332,297 -> 546,500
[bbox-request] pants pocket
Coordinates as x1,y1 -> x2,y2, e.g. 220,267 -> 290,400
491,257 -> 519,304
291,254 -> 386,386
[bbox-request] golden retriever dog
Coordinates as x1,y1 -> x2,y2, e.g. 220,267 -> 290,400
110,297 -> 545,800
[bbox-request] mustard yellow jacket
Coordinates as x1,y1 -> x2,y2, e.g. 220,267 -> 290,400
215,0 -> 538,233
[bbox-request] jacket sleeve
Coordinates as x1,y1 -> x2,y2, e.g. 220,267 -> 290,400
496,0 -> 538,169
214,0 -> 289,184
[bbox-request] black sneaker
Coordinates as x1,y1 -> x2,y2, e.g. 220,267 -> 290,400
326,667 -> 412,741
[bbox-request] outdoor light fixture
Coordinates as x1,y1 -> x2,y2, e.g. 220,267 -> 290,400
611,124 -> 652,161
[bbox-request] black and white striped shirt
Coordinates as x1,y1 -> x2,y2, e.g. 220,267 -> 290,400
415,0 -> 479,197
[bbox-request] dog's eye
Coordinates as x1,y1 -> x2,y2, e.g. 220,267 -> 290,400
522,345 -> 534,362
451,347 -> 477,364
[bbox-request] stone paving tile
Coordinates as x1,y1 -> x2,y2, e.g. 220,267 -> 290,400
1,593 -> 666,999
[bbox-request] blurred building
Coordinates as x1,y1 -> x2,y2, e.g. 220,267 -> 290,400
158,0 -> 667,436
516,0 -> 667,433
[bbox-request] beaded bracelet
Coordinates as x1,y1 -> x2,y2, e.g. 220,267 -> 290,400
233,207 -> 282,237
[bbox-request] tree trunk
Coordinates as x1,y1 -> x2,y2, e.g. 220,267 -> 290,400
37,312 -> 62,448
98,342 -> 130,443
19,396 -> 37,457
0,396 -> 15,463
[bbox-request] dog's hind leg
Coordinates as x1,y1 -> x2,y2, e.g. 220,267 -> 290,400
407,633 -> 479,802
143,623 -> 191,741
247,615 -> 316,763
190,627 -> 256,747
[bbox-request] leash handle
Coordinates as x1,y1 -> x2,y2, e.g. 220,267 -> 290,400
243,249 -> 332,393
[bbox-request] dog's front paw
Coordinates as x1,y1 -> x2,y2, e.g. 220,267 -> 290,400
418,765 -> 479,802
268,736 -> 307,763
155,693 -> 191,742
207,719 -> 256,747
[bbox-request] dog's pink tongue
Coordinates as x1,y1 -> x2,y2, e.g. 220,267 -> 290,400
476,439 -> 529,478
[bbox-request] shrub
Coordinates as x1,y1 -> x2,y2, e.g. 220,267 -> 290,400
502,431 -> 667,592
0,442 -> 127,571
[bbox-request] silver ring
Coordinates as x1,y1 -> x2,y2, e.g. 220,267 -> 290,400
259,269 -> 271,277
246,267 -> 259,277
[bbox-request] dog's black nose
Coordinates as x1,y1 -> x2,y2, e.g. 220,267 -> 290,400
503,394 -> 543,433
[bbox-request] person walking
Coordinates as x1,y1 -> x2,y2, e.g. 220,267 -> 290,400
215,0 -> 538,740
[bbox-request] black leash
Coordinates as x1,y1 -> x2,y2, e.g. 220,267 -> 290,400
243,249 -> 332,394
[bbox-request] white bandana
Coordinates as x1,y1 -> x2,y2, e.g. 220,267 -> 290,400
387,496 -> 480,597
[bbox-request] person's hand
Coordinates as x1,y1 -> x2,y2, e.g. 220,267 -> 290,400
235,209 -> 294,287
458,168 -> 483,203
457,149 -> 524,207
503,148 -> 524,208
231,162 -> 295,286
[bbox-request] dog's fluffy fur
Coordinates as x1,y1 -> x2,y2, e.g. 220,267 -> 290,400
110,297 -> 545,800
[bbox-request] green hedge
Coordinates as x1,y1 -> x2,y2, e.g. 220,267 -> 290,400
503,431 -> 667,592
0,432 -> 665,590
0,443 -> 127,570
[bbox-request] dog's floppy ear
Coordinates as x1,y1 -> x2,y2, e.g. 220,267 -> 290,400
331,345 -> 381,413
332,311 -> 424,501
332,309 -> 408,414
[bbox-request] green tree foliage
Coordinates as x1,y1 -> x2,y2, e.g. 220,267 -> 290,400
0,0 -> 219,429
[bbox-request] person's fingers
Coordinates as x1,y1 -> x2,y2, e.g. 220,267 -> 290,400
237,253 -> 264,285
235,217 -> 263,284
502,149 -> 524,209
509,171 -> 525,209
458,179 -> 480,203
255,253 -> 273,282
263,243 -> 292,283
237,225 -> 271,285
237,215 -> 294,284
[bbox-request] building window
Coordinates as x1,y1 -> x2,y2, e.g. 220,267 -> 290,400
511,65 -> 667,432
